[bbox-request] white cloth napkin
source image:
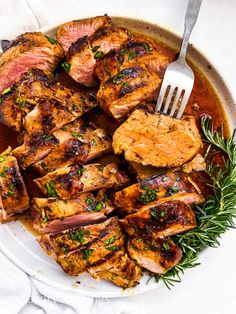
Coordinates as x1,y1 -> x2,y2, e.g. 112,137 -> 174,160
0,1 -> 143,313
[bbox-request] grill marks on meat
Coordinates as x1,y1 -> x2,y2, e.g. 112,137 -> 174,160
0,32 -> 64,93
56,15 -> 112,52
0,69 -> 97,132
32,190 -> 114,233
121,200 -> 197,239
38,217 -> 142,288
0,147 -> 29,222
114,170 -> 204,215
35,163 -> 130,199
97,66 -> 161,119
66,27 -> 129,86
113,109 -> 203,167
127,237 -> 182,274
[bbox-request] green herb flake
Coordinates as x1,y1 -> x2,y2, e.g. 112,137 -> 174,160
45,180 -> 58,197
107,245 -> 118,251
8,191 -> 14,196
138,185 -> 157,204
3,166 -> 8,172
69,229 -> 86,243
176,177 -> 181,182
21,100 -> 26,108
121,82 -> 128,88
82,249 -> 93,260
61,62 -> 71,72
71,132 -> 81,137
143,43 -> 152,53
167,186 -> 180,196
43,216 -> 48,223
162,177 -> 168,182
28,71 -> 33,76
90,139 -> 96,146
0,156 -> 5,162
2,87 -> 11,95
150,208 -> 158,218
95,201 -> 103,212
92,45 -> 100,52
76,166 -> 84,176
85,197 -> 93,205
160,210 -> 168,217
94,51 -> 104,59
163,242 -> 170,250
46,36 -> 58,44
129,50 -> 136,60
104,235 -> 116,246
62,246 -> 68,254
0,172 -> 5,177
15,97 -> 20,104
0,98 -> 2,104
79,95 -> 85,101
137,238 -> 143,243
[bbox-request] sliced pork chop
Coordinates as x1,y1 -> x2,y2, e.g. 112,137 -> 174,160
35,163 -> 130,199
56,15 -> 112,52
32,190 -> 114,233
128,237 -> 182,274
66,27 -> 129,86
97,66 -> 161,119
121,200 -> 197,239
0,32 -> 64,93
113,109 -> 203,166
114,170 -> 204,215
0,147 -> 29,222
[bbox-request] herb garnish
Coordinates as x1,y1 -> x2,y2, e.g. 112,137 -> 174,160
0,156 -> 5,162
61,62 -> 71,72
69,229 -> 89,243
85,197 -> 93,205
76,166 -> 84,176
21,100 -> 26,108
163,242 -> 170,250
138,185 -> 158,204
46,36 -> 58,44
92,45 -> 100,52
71,132 -> 81,137
82,249 -> 93,260
129,51 -> 136,60
104,235 -> 116,246
45,180 -> 57,197
2,87 -> 11,95
107,245 -> 118,251
94,202 -> 103,212
43,216 -> 48,223
94,51 -> 104,59
154,117 -> 236,289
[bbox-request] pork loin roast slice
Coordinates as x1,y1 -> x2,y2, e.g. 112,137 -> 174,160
121,200 -> 197,239
56,15 -> 112,52
114,170 -> 204,215
127,237 -> 182,274
0,32 -> 64,93
32,190 -> 114,233
0,147 -> 29,222
113,109 -> 203,167
35,163 -> 130,199
66,27 -> 129,86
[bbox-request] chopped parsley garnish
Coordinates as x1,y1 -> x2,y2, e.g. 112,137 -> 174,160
82,249 -> 93,260
150,208 -> 158,218
162,177 -> 168,182
167,186 -> 180,196
0,156 -> 5,162
104,235 -> 116,246
46,36 -> 58,44
160,210 -> 168,217
107,245 -> 118,251
85,197 -> 93,205
15,97 -> 20,104
0,172 -> 5,177
21,100 -> 26,108
137,238 -> 143,243
8,191 -> 14,196
121,82 -> 128,88
143,43 -> 152,53
2,87 -> 11,95
79,95 -> 85,101
0,98 -> 2,103
94,51 -> 104,59
42,134 -> 54,141
163,242 -> 170,250
45,180 -> 58,197
94,201 -> 103,212
90,139 -> 96,146
62,246 -> 68,254
129,51 -> 136,60
69,229 -> 87,243
71,132 -> 81,137
43,216 -> 48,223
76,166 -> 84,176
61,61 -> 71,72
3,166 -> 8,172
92,45 -> 100,52
28,71 -> 33,76
138,185 -> 158,204
176,177 -> 181,182
112,72 -> 125,84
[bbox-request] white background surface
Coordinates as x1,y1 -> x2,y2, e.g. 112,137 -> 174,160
5,0 -> 236,313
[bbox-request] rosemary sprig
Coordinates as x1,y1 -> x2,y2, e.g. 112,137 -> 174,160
155,116 -> 236,288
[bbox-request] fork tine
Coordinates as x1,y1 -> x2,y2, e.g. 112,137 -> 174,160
163,87 -> 176,114
169,88 -> 182,117
155,84 -> 168,113
175,90 -> 191,119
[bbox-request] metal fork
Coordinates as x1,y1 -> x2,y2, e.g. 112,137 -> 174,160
155,0 -> 202,118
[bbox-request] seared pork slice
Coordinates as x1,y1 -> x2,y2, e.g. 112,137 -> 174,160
128,162 -> 160,181
95,34 -> 170,81
88,254 -> 142,289
66,27 -> 129,86
35,163 -> 130,199
97,66 -> 161,119
0,147 -> 29,222
121,200 -> 197,239
38,217 -> 125,276
114,170 -> 204,215
182,154 -> 206,173
56,15 -> 112,52
0,32 -> 64,93
33,119 -> 112,174
32,190 -> 114,233
12,131 -> 59,169
0,69 -> 97,132
113,109 -> 203,166
128,237 -> 182,274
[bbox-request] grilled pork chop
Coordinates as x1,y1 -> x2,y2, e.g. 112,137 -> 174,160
0,147 -> 29,222
56,15 -> 112,52
121,200 -> 197,239
35,163 -> 130,199
66,27 -> 129,86
127,237 -> 182,274
113,109 -> 203,167
114,170 -> 204,215
0,69 -> 97,132
0,32 -> 64,93
32,190 -> 114,233
97,66 -> 161,119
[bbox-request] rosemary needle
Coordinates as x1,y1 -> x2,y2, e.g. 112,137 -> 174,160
154,116 -> 236,289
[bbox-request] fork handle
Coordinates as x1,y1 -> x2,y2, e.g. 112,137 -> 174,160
179,0 -> 202,62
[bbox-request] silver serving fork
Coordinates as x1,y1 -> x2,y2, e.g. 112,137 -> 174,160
155,0 -> 202,118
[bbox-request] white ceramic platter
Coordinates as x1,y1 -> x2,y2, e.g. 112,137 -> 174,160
0,16 -> 235,298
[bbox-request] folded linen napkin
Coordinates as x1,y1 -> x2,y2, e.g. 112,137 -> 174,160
0,1 -> 144,313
